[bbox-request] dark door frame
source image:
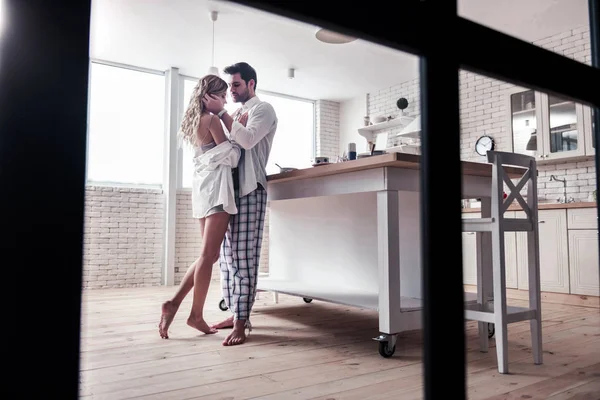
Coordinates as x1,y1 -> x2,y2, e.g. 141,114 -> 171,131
2,1 -> 598,398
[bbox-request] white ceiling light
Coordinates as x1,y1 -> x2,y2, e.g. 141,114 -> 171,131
208,11 -> 219,75
315,27 -> 357,44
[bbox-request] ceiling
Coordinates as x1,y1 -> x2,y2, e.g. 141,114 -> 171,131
89,0 -> 590,102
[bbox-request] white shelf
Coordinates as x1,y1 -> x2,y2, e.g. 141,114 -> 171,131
357,116 -> 415,141
389,130 -> 420,139
384,144 -> 421,155
257,277 -> 478,312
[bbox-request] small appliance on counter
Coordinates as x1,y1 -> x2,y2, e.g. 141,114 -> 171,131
312,156 -> 330,167
356,141 -> 386,159
357,150 -> 386,159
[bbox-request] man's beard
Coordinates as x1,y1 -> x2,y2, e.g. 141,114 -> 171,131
235,90 -> 249,103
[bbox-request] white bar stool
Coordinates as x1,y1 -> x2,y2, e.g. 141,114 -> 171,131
462,150 -> 543,374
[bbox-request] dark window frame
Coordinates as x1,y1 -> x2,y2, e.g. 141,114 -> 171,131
2,1 -> 598,398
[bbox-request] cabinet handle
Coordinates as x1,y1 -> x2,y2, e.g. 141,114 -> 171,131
539,221 -> 545,223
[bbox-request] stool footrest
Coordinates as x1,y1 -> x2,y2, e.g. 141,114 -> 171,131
465,303 -> 537,324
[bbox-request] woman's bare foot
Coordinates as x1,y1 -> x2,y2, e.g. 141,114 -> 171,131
159,301 -> 179,339
187,316 -> 218,334
211,315 -> 234,329
223,320 -> 248,346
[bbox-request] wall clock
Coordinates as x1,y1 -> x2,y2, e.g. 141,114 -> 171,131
475,135 -> 495,156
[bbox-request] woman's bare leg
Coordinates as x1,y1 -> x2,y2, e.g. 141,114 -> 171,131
159,219 -> 212,338
187,211 -> 230,334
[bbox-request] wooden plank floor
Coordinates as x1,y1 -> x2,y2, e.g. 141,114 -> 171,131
79,284 -> 600,399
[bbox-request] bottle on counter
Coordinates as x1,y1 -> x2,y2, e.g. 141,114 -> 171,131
348,142 -> 357,160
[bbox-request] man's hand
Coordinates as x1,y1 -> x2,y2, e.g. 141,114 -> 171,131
238,112 -> 248,127
202,94 -> 225,114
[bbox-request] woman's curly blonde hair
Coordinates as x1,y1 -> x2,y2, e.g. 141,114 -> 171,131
178,74 -> 228,148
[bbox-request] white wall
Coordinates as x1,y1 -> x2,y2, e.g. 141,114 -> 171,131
83,24 -> 593,289
339,96 -> 369,155
340,25 -> 595,203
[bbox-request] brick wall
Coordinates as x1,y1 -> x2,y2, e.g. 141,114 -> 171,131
316,100 -> 341,160
82,186 -> 164,289
368,80 -> 421,149
367,25 -> 595,202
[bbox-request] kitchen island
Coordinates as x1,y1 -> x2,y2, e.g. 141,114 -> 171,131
258,153 -> 525,357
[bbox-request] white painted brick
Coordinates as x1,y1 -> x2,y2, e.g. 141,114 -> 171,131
316,100 -> 341,160
82,186 -> 164,289
361,25 -> 597,202
85,26 -> 598,292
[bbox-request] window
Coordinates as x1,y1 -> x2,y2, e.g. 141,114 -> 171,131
257,91 -> 315,175
180,79 -> 315,188
86,62 -> 166,185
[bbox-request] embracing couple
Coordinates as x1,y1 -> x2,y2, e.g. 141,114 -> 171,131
158,62 -> 277,346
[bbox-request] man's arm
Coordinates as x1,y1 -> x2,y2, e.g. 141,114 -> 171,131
227,103 -> 276,150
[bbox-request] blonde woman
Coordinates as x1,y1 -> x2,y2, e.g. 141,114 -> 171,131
159,75 -> 241,338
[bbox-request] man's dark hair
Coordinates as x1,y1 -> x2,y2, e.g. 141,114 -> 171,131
223,62 -> 258,90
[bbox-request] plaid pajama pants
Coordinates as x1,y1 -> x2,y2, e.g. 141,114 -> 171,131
219,185 -> 268,321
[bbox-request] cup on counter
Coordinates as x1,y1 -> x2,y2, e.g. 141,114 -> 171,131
348,142 -> 357,160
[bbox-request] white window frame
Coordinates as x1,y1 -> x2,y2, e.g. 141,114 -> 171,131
85,58 -> 167,189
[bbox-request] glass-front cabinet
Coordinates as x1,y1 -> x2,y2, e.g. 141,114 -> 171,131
584,106 -> 596,156
508,87 -> 589,162
509,89 -> 541,158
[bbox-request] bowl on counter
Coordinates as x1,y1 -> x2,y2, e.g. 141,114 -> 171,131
275,163 -> 298,173
372,115 -> 387,123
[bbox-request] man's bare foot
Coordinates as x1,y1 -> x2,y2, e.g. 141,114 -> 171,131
159,301 -> 179,339
211,315 -> 234,330
223,320 -> 248,346
187,316 -> 218,334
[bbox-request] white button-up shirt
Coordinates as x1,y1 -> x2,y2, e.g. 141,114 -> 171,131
229,95 -> 278,197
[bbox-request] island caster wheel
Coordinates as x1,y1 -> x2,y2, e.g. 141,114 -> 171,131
373,333 -> 397,358
488,323 -> 495,338
218,298 -> 228,311
378,341 -> 396,358
303,297 -> 313,303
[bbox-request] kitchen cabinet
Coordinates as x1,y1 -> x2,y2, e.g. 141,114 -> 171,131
507,87 -> 589,163
583,106 -> 596,156
462,206 -> 600,297
462,211 -> 518,289
516,209 -> 570,293
567,208 -> 600,296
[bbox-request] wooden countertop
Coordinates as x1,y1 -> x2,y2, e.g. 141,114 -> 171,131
462,201 -> 598,213
267,153 -> 526,184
